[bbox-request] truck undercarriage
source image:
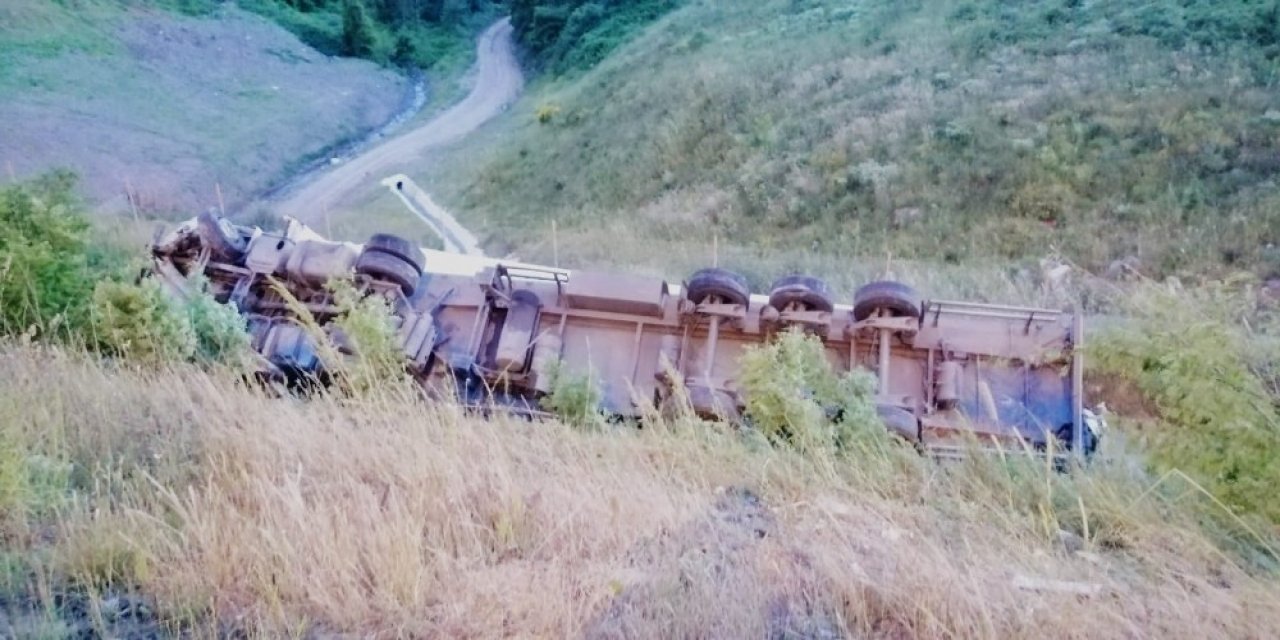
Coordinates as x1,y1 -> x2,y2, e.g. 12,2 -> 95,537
152,212 -> 1101,458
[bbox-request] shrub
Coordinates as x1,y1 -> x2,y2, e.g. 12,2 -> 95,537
341,0 -> 379,58
1090,280 -> 1280,524
325,277 -> 409,395
184,279 -> 251,366
738,328 -> 885,453
0,171 -> 100,339
91,280 -> 197,364
90,276 -> 252,368
542,360 -> 606,430
536,102 -> 562,124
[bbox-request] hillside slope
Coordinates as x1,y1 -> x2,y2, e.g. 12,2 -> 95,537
420,0 -> 1280,288
0,0 -> 409,215
2,345 -> 1278,637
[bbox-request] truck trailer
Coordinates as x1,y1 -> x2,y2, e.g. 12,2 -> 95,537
151,212 -> 1102,457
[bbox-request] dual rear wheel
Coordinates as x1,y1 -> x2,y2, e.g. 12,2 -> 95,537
683,268 -> 922,318
355,233 -> 424,296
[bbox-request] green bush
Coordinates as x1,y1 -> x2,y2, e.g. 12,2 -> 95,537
1090,280 -> 1280,524
92,280 -> 198,364
90,275 -> 250,367
542,361 -> 606,430
0,171 -> 100,339
325,277 -> 410,394
738,328 -> 885,453
237,0 -> 494,69
185,279 -> 252,366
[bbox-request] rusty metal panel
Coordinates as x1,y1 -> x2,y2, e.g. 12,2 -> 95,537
243,235 -> 293,275
493,290 -> 541,373
150,212 -> 1098,457
565,271 -> 668,318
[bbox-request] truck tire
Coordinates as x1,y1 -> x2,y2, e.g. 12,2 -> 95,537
768,274 -> 834,312
355,249 -> 419,296
876,404 -> 920,442
852,281 -> 922,322
686,268 -> 751,307
196,210 -> 247,261
365,233 -> 424,273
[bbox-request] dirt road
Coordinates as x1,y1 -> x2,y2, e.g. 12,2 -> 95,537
269,19 -> 523,224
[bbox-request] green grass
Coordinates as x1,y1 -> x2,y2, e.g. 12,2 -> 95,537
420,0 -> 1280,284
1090,279 -> 1280,524
0,0 -> 121,69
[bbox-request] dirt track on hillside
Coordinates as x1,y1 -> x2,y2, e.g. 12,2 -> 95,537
269,19 -> 523,224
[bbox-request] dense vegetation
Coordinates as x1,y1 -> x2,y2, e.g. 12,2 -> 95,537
0,174 -> 248,365
236,0 -> 502,69
428,0 -> 1280,282
149,0 -> 501,69
0,171 -> 104,338
1091,281 -> 1280,525
511,0 -> 681,72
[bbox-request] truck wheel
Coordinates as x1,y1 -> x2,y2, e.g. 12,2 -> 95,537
852,281 -> 922,322
686,268 -> 750,307
768,274 -> 834,312
876,404 -> 920,442
355,249 -> 419,296
197,210 -> 247,261
365,233 -> 424,273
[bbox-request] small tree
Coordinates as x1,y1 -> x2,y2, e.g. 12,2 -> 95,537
739,328 -> 884,453
341,0 -> 378,57
392,33 -> 417,66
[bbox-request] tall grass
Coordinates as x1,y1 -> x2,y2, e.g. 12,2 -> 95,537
1091,278 -> 1280,525
1,344 -> 1278,637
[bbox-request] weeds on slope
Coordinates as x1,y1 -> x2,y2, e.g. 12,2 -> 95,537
1091,277 -> 1280,530
0,344 -> 1278,637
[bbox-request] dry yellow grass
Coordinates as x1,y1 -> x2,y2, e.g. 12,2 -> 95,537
2,344 -> 1278,638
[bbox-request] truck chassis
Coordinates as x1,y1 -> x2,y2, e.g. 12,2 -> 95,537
152,212 -> 1101,457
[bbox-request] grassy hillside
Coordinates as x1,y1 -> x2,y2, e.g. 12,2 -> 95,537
1,345 -> 1277,637
0,0 -> 410,214
1,174 -> 1278,636
419,0 -> 1280,289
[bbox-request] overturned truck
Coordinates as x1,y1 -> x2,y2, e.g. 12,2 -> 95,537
152,212 -> 1101,458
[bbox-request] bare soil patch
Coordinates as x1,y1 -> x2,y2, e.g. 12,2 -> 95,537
0,5 -> 409,215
